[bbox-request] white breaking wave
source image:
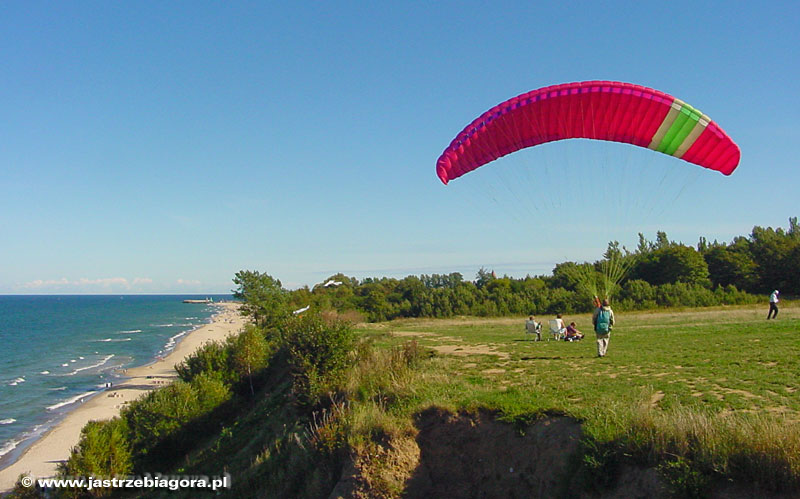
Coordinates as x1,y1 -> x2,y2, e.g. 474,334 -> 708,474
46,391 -> 96,411
0,418 -> 16,425
8,377 -> 25,386
119,329 -> 142,334
65,354 -> 115,376
163,330 -> 190,351
0,439 -> 20,458
95,338 -> 131,342
40,371 -> 50,375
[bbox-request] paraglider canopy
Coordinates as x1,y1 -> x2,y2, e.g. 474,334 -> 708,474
436,81 -> 740,185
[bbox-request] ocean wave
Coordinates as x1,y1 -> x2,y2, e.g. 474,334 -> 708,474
0,418 -> 16,425
95,338 -> 132,342
8,377 -> 25,386
65,354 -> 115,376
49,386 -> 67,391
61,363 -> 69,367
118,329 -> 142,334
40,370 -> 50,375
46,391 -> 97,411
0,438 -> 20,458
0,423 -> 50,458
151,323 -> 174,328
163,330 -> 190,351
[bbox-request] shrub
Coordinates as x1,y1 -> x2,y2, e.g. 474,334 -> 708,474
9,475 -> 45,498
282,313 -> 356,405
175,339 -> 232,383
230,324 -> 271,396
123,373 -> 231,465
58,417 -> 133,496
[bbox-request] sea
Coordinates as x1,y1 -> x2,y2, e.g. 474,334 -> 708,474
0,294 -> 232,470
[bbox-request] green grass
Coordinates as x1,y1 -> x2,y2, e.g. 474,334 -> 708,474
357,303 -> 800,421
350,302 -> 800,494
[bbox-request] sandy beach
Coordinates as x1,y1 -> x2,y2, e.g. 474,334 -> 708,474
0,302 -> 245,492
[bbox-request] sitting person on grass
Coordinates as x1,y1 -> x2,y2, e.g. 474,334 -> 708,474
565,322 -> 584,341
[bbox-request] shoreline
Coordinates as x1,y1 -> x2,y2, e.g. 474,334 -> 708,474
0,302 -> 245,492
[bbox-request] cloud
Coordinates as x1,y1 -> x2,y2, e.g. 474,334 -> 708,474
20,277 -> 154,292
74,277 -> 131,288
22,278 -> 70,289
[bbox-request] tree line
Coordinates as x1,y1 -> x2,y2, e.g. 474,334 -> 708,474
234,218 -> 798,323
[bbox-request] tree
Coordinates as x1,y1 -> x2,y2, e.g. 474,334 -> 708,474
232,270 -> 289,328
750,221 -> 800,293
475,268 -> 495,289
230,325 -> 269,397
703,244 -> 757,290
633,244 -> 710,286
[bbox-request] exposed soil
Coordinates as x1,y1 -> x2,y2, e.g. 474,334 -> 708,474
403,408 -> 583,498
330,407 -> 798,498
431,344 -> 510,359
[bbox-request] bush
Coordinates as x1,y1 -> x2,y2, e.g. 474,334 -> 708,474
123,373 -> 231,465
230,325 -> 271,396
175,339 -> 232,383
282,313 -> 356,405
58,418 -> 133,496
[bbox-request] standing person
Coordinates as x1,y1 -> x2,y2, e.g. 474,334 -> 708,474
767,290 -> 780,319
592,299 -> 615,357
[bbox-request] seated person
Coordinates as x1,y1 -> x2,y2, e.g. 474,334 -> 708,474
565,321 -> 584,341
525,315 -> 542,341
549,314 -> 567,340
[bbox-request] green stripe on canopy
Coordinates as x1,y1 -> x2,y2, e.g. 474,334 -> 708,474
647,101 -> 680,150
661,102 -> 703,155
674,114 -> 709,158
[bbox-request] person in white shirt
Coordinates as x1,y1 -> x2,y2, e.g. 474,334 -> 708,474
767,290 -> 780,319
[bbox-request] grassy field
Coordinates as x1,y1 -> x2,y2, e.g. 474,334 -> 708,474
357,303 -> 800,420
345,302 -> 800,495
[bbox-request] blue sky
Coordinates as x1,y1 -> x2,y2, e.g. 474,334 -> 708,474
1,1 -> 798,293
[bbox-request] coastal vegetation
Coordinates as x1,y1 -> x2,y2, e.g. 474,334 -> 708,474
279,220 -> 799,322
9,219 -> 800,497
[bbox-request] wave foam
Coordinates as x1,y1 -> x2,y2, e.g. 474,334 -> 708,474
65,354 -> 115,376
0,418 -> 16,425
46,391 -> 97,411
0,439 -> 20,459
